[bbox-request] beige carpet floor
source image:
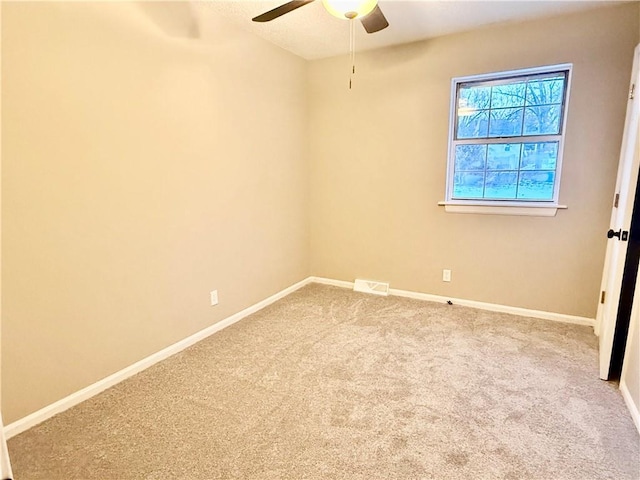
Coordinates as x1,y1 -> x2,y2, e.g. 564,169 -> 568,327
7,283 -> 640,479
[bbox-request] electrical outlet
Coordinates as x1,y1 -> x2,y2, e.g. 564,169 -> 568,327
443,269 -> 451,282
210,290 -> 219,306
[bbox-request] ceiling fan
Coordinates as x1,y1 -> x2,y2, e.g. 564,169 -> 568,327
252,0 -> 389,34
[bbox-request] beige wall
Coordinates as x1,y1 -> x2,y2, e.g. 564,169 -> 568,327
308,3 -> 639,318
1,2 -> 309,423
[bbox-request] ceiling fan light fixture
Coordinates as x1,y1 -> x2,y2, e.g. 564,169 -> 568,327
321,0 -> 378,20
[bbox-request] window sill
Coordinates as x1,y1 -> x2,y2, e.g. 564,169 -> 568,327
437,201 -> 567,217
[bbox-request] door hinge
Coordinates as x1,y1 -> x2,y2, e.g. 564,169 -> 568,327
614,193 -> 620,208
631,83 -> 636,100
601,291 -> 606,304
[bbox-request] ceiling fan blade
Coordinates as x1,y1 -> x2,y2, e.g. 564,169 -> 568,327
252,0 -> 315,22
360,4 -> 389,33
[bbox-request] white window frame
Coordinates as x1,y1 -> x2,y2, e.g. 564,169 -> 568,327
440,64 -> 572,216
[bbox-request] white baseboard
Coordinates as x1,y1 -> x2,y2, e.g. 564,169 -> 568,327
4,277 -> 312,440
620,380 -> 640,435
310,276 -> 595,327
309,277 -> 354,289
0,414 -> 12,480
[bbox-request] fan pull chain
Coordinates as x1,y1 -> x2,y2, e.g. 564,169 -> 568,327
349,18 -> 356,89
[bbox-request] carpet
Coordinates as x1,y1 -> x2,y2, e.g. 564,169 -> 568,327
7,283 -> 640,479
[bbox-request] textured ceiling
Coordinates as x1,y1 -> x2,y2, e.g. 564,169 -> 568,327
191,1 -> 626,60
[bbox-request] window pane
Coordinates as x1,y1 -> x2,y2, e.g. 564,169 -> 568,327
458,85 -> 491,111
487,144 -> 521,170
491,82 -> 526,108
517,171 -> 555,200
455,144 -> 487,170
457,110 -> 489,139
488,107 -> 523,137
453,172 -> 485,198
526,77 -> 565,106
520,142 -> 558,170
485,172 -> 518,199
523,105 -> 562,135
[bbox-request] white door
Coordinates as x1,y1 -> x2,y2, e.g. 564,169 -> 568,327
596,44 -> 640,380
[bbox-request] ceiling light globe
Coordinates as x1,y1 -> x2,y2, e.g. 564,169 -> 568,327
322,0 -> 378,19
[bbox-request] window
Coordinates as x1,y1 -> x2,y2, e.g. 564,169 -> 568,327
444,64 -> 572,215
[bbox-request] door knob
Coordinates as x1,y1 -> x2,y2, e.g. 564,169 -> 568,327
608,229 -> 621,239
